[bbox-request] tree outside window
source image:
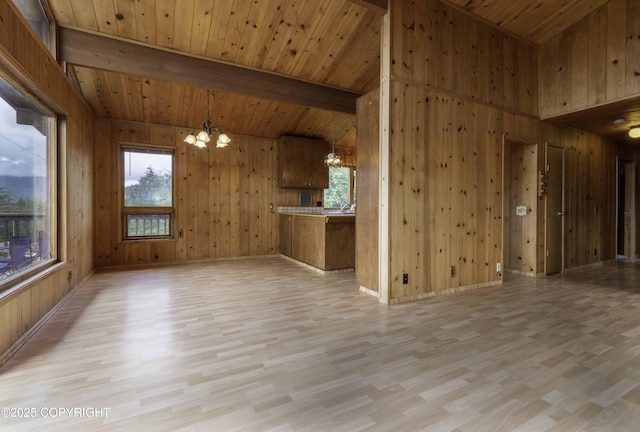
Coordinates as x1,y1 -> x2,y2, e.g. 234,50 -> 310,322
324,167 -> 352,209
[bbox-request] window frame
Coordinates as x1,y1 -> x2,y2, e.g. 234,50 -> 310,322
120,144 -> 176,242
0,70 -> 58,292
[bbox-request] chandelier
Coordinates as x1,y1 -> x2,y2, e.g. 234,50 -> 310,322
184,90 -> 231,148
324,112 -> 342,167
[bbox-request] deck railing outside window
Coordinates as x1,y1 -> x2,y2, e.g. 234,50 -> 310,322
126,214 -> 170,237
0,213 -> 47,247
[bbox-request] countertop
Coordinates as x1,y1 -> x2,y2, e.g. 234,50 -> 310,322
279,212 -> 356,218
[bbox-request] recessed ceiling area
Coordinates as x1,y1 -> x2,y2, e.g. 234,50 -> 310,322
543,98 -> 640,146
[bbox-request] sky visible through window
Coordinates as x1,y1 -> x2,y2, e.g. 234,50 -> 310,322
0,96 -> 46,180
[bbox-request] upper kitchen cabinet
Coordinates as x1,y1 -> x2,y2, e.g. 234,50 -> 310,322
278,136 -> 329,189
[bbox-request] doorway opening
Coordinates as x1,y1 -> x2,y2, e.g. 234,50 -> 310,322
617,159 -> 636,261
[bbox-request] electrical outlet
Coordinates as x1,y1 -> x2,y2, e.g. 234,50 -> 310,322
450,266 -> 455,277
402,273 -> 408,284
496,262 -> 501,272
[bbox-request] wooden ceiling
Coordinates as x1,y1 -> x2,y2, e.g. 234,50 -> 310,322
44,0 -> 623,147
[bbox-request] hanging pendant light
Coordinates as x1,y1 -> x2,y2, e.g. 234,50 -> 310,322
325,112 -> 342,168
184,90 -> 231,148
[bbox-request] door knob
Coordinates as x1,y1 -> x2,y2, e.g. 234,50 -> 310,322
557,212 -> 566,216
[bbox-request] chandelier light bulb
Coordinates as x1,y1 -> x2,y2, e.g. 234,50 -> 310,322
629,126 -> 640,139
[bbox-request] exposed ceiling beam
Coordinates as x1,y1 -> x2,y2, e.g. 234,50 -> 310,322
58,27 -> 360,114
347,0 -> 387,14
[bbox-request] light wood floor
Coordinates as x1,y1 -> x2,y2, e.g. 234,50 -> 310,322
2,258 -> 640,431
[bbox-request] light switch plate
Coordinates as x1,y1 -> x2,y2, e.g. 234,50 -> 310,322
516,205 -> 527,216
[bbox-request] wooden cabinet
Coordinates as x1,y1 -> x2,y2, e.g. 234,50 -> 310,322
278,136 -> 329,188
279,213 -> 355,270
279,214 -> 292,257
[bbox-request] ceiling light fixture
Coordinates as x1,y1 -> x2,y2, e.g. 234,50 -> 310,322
184,90 -> 230,148
629,126 -> 640,139
324,112 -> 342,168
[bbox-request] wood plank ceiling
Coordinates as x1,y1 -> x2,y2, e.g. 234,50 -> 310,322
45,0 -> 625,148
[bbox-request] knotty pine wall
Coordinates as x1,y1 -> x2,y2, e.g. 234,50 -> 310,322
0,0 -> 94,359
94,120 -> 306,269
540,0 -> 640,117
503,140 -> 537,276
373,0 -> 626,303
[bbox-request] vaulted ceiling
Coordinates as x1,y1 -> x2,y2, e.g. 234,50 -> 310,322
44,0 -> 621,148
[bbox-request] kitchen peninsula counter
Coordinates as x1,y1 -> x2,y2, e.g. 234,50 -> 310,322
279,212 -> 355,271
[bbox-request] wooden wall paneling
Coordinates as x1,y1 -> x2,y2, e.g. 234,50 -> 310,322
248,139 -> 261,255
238,141 -> 252,257
524,43 -> 539,116
564,133 -> 577,268
409,86 -> 428,297
209,135 -> 223,259
463,99 -> 479,285
435,94 -> 455,292
541,0 -> 640,119
587,7 -> 607,106
94,120 -> 111,266
175,131 -> 188,262
589,135 -> 603,262
502,34 -> 516,112
626,0 -> 640,96
556,29 -> 573,114
388,82 -> 408,299
198,141 -> 211,259
355,89 -> 380,293
606,0 -> 627,101
185,138 -> 201,260
539,39 -> 556,117
228,142 -> 242,258
488,31 -> 505,108
475,23 -> 490,104
437,3 -> 454,93
570,18 -> 589,111
474,105 -> 489,281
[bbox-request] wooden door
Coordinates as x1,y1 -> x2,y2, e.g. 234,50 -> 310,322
618,160 -> 636,259
546,145 -> 564,274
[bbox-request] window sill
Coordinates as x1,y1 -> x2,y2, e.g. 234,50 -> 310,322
0,261 -> 67,305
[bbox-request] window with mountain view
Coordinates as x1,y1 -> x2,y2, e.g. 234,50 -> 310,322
122,146 -> 174,239
0,75 -> 54,286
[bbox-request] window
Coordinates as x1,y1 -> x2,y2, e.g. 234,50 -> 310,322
12,0 -> 52,51
323,167 -> 355,209
122,146 -> 174,239
0,75 -> 55,286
